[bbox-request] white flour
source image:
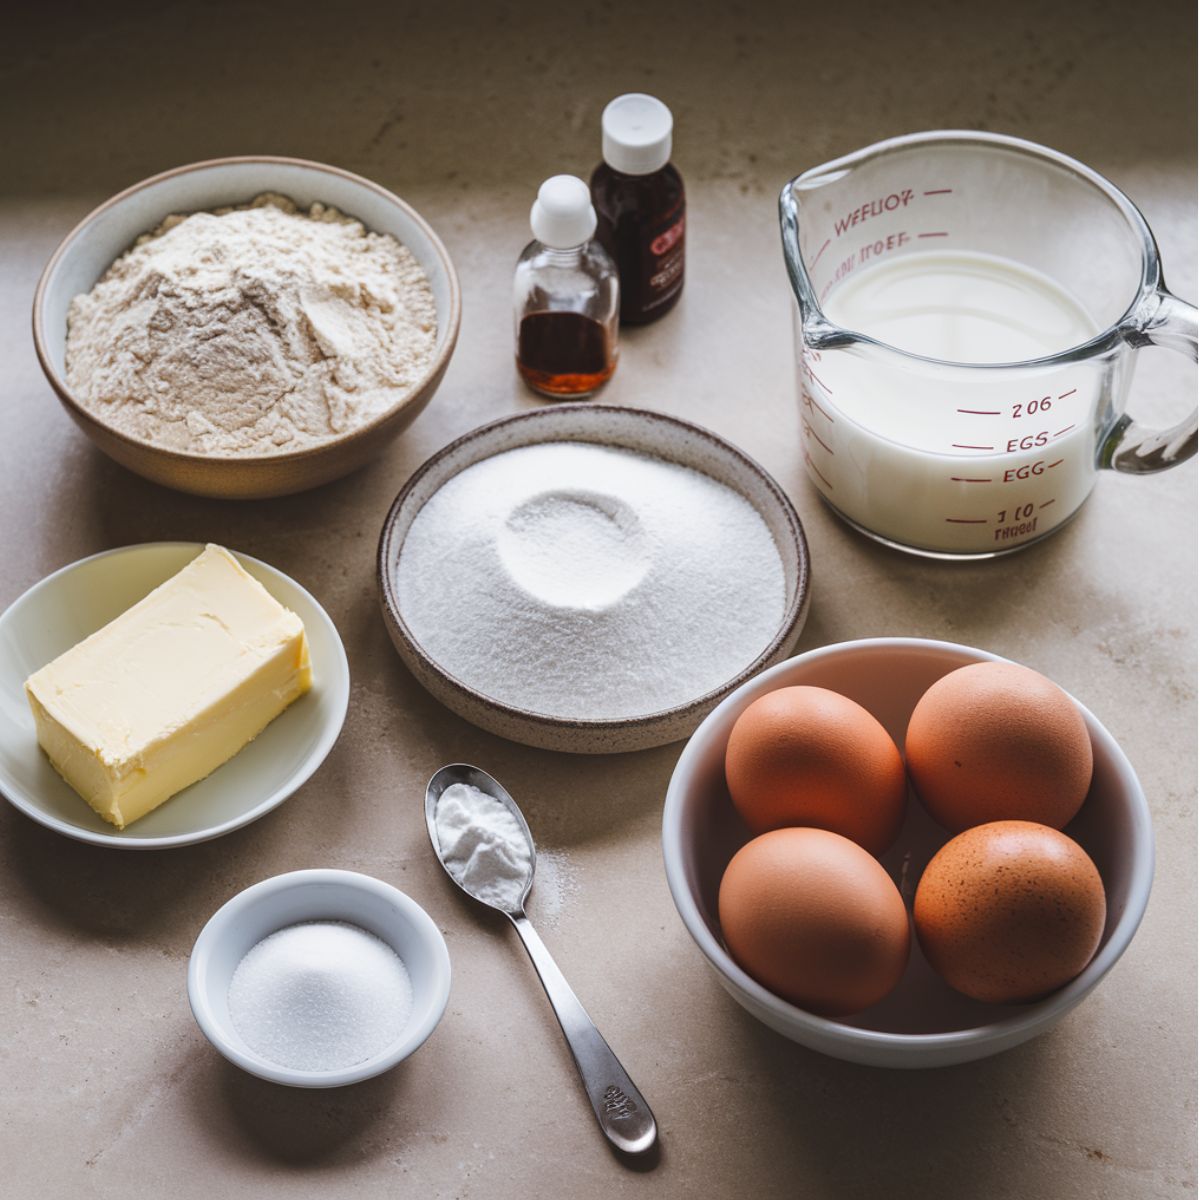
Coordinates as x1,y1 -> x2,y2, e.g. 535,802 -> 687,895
396,442 -> 786,719
65,194 -> 436,456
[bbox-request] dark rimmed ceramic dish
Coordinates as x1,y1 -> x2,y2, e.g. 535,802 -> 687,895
377,405 -> 812,754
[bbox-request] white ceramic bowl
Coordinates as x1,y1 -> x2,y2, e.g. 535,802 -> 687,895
33,156 -> 461,499
188,869 -> 451,1088
662,637 -> 1154,1068
0,542 -> 350,848
378,405 -> 811,754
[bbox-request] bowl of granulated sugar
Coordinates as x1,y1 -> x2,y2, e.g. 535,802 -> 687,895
377,406 -> 812,754
188,869 -> 451,1087
33,157 -> 460,499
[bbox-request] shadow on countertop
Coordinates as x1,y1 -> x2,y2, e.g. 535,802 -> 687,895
0,783 -> 307,952
704,976 -> 1112,1198
190,1047 -> 415,1167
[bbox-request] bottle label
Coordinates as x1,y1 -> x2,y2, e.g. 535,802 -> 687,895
643,210 -> 685,312
651,220 -> 685,257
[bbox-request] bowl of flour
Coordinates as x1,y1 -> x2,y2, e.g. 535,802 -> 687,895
377,406 -> 812,753
33,156 -> 461,499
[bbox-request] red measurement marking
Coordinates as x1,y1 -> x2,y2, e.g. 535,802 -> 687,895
803,450 -> 834,490
923,188 -> 953,195
957,408 -> 1002,416
803,420 -> 834,455
951,477 -> 992,483
1058,388 -> 1077,399
945,518 -> 988,524
952,443 -> 995,450
804,364 -> 834,395
918,231 -> 949,238
1047,459 -> 1064,469
801,390 -> 834,423
811,237 -> 831,267
1053,425 -> 1076,438
1039,500 -> 1056,509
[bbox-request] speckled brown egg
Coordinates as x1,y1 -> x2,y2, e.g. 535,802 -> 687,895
913,820 -> 1106,1004
719,827 -> 911,1016
725,686 -> 906,855
905,661 -> 1093,832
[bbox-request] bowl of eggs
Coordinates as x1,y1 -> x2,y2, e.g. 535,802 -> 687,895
661,637 -> 1154,1068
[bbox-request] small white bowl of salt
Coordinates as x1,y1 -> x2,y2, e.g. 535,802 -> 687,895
188,869 -> 451,1088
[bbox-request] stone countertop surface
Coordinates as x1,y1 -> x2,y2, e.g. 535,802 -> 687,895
0,2 -> 1194,1197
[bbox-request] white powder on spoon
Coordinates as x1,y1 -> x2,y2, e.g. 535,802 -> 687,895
396,441 -> 786,720
435,782 -> 533,910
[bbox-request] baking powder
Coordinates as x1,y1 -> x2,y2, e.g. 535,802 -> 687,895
435,782 -> 533,910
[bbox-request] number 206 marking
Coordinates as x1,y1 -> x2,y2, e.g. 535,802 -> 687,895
1013,397 -> 1052,418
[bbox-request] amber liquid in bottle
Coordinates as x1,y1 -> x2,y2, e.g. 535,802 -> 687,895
516,311 -> 616,398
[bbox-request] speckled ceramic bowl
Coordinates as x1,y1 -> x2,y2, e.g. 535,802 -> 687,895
33,156 -> 461,499
663,638 -> 1155,1068
377,406 -> 811,754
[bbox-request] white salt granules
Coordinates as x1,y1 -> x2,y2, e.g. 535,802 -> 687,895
65,194 -> 437,457
395,442 -> 786,719
227,921 -> 413,1072
435,782 -> 534,910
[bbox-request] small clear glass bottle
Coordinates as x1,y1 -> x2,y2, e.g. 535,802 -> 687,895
514,175 -> 619,400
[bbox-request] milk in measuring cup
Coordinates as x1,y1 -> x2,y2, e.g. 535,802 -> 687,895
802,250 -> 1098,554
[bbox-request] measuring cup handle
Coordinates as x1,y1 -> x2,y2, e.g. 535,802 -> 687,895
1102,289 -> 1198,474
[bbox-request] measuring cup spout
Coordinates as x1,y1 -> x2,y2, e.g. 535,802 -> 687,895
778,181 -> 849,352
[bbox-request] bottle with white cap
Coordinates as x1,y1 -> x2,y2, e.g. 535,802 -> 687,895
514,174 -> 620,399
590,93 -> 685,325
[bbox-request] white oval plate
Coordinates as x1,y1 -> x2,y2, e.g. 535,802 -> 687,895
0,543 -> 350,848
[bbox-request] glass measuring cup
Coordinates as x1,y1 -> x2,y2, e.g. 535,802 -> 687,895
779,131 -> 1197,559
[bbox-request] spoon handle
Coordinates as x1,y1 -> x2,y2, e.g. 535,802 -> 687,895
509,912 -> 657,1156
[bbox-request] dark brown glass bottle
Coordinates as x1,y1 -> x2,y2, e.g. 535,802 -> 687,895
590,94 -> 685,326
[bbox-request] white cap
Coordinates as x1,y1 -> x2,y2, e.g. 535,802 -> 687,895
601,93 -> 673,175
530,175 -> 596,248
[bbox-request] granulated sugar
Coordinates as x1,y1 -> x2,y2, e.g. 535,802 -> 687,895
227,921 -> 413,1072
396,442 -> 785,720
65,195 -> 436,456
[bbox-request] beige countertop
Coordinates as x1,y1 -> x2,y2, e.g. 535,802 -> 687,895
1,2 -> 1195,1197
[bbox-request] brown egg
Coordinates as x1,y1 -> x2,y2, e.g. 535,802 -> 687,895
905,661 -> 1093,832
913,820 -> 1106,1004
725,686 -> 906,855
718,827 -> 910,1016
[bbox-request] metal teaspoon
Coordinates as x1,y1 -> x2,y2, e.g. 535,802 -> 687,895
425,763 -> 658,1157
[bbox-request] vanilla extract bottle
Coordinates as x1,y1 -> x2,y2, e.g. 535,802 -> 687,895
514,175 -> 619,400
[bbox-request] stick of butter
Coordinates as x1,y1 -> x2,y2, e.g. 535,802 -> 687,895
24,544 -> 313,830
